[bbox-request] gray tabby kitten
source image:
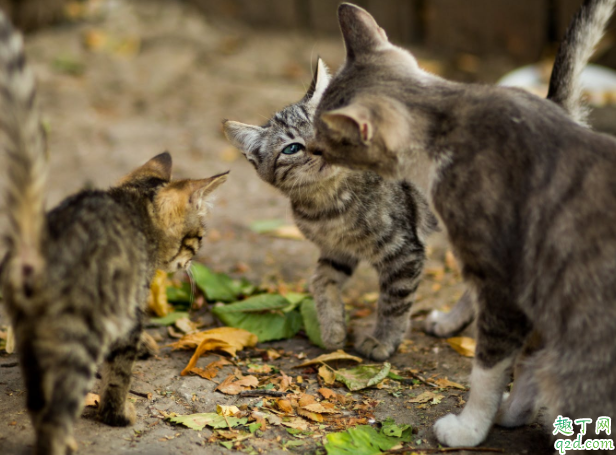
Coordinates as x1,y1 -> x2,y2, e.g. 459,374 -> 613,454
223,60 -> 438,361
313,1 -> 616,451
0,13 -> 227,455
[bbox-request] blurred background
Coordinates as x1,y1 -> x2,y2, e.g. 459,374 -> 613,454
0,0 -> 615,298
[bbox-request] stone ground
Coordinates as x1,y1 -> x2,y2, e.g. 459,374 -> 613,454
1,1 -> 613,454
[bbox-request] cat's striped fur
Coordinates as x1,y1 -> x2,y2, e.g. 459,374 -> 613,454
224,60 -> 437,360
0,12 -> 227,455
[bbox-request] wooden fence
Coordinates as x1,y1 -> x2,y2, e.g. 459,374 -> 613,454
189,0 -> 616,65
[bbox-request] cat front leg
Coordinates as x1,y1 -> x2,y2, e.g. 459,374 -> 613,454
423,289 -> 475,337
311,254 -> 359,350
357,247 -> 425,360
434,282 -> 531,447
98,325 -> 141,427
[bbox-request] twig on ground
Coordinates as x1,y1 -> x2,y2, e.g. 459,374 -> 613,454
130,389 -> 153,400
0,362 -> 18,368
238,390 -> 288,398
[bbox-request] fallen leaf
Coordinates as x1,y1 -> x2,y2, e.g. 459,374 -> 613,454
324,424 -> 412,455
302,403 -> 340,414
84,393 -> 100,408
217,405 -> 240,416
295,350 -> 363,368
191,263 -> 254,303
281,417 -> 309,431
5,324 -> 14,354
148,270 -> 172,317
247,364 -> 274,374
297,407 -> 324,422
335,363 -> 391,392
215,375 -> 259,395
151,311 -> 190,326
269,225 -> 304,240
300,298 -> 325,348
276,399 -> 294,414
249,219 -> 286,234
189,358 -> 232,380
408,391 -> 445,404
318,388 -> 336,400
266,349 -> 281,360
433,377 -> 466,390
168,412 -> 247,430
318,365 -> 336,386
446,337 -> 476,357
298,394 -> 317,407
174,317 -> 199,334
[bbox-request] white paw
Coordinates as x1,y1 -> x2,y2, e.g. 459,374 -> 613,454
433,413 -> 488,447
321,323 -> 346,350
356,336 -> 395,361
495,391 -> 535,428
423,310 -> 453,337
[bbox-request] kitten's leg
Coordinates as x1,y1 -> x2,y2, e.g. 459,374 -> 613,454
311,254 -> 359,350
423,289 -> 475,337
434,283 -> 531,447
19,333 -> 97,455
98,325 -> 141,427
357,248 -> 425,361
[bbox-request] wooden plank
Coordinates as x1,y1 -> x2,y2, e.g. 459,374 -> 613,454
425,0 -> 550,62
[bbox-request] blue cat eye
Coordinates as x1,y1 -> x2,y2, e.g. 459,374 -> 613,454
282,143 -> 304,155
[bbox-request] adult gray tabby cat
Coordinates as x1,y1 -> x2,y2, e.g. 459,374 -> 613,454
0,12 -> 227,455
312,1 -> 616,452
223,59 -> 438,361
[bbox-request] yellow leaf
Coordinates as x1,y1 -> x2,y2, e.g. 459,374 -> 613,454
408,391 -> 444,404
276,399 -> 294,414
84,393 -> 100,408
297,407 -> 323,422
446,337 -> 476,358
280,417 -> 309,430
147,270 -> 172,317
215,375 -> 259,395
318,365 -> 336,386
295,350 -> 363,368
5,325 -> 15,354
174,317 -> 199,335
217,405 -> 240,416
189,358 -> 231,380
269,225 -> 304,240
302,403 -> 340,414
177,327 -> 258,376
433,377 -> 466,390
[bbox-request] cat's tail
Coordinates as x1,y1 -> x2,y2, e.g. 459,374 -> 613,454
0,12 -> 47,295
547,0 -> 616,125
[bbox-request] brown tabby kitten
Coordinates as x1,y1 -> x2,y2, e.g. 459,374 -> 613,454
312,1 -> 616,451
0,13 -> 227,455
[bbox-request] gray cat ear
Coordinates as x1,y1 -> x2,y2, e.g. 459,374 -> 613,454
222,120 -> 264,157
321,103 -> 373,144
338,3 -> 389,59
120,151 -> 173,184
304,58 -> 331,106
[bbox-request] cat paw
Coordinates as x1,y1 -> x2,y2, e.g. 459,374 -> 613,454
423,310 -> 460,338
99,401 -> 136,427
356,336 -> 396,361
321,323 -> 347,350
433,413 -> 487,447
495,391 -> 536,428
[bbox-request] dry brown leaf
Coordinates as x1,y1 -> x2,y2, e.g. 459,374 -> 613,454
302,403 -> 340,414
189,358 -> 232,380
297,407 -> 324,423
84,393 -> 100,408
250,410 -> 268,431
433,377 -> 466,390
178,328 -> 257,375
279,371 -> 293,391
215,375 -> 259,395
147,270 -> 172,317
298,394 -> 317,407
174,317 -> 199,335
447,337 -> 476,358
318,388 -> 336,400
217,404 -> 240,416
280,417 -> 309,430
276,399 -> 294,414
266,349 -> 281,360
5,324 -> 15,354
408,391 -> 445,404
269,225 -> 304,240
295,350 -> 362,368
318,365 -> 336,386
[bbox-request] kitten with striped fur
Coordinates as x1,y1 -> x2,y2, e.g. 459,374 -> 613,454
0,13 -> 227,455
223,60 -> 438,360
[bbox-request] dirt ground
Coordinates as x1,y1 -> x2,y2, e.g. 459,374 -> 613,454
3,0 -> 612,454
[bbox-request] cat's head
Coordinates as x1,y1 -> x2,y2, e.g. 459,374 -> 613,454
313,3 -> 435,179
223,58 -> 340,194
118,152 -> 228,272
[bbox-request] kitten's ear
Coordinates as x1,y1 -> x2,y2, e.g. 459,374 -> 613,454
222,120 -> 264,163
120,152 -> 172,184
186,171 -> 229,215
338,3 -> 389,59
320,103 -> 373,144
304,58 -> 331,107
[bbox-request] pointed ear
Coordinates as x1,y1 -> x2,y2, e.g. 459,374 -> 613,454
338,3 -> 389,59
222,120 -> 264,164
187,171 -> 229,215
321,103 -> 373,144
120,151 -> 172,184
304,58 -> 331,107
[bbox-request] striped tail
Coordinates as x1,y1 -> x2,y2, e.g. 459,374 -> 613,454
548,0 -> 616,125
0,12 -> 47,295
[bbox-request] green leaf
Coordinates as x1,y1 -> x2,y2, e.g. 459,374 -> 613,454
191,263 -> 239,302
220,441 -> 233,449
300,298 -> 325,348
168,412 -> 247,430
380,418 -> 413,440
212,294 -> 303,342
335,363 -> 391,392
52,54 -> 85,76
166,282 -> 192,303
149,311 -> 190,326
387,372 -> 404,381
325,425 -> 402,455
249,422 -> 262,434
249,219 -> 286,234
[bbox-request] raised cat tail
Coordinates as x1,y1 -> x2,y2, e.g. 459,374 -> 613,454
548,0 -> 616,125
0,12 -> 47,296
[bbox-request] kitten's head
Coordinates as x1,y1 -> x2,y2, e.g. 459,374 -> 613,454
118,152 -> 228,272
223,58 -> 339,194
313,3 -> 433,178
